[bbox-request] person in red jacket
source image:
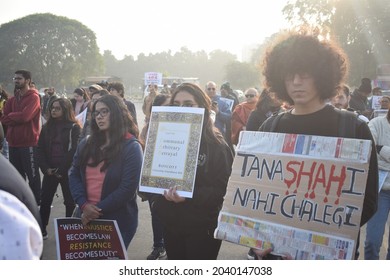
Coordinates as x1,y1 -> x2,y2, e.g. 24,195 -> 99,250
0,70 -> 42,205
231,88 -> 259,145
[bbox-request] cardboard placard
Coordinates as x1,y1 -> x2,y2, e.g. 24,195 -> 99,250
215,131 -> 372,260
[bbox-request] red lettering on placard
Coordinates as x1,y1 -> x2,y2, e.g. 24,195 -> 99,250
284,160 -> 347,205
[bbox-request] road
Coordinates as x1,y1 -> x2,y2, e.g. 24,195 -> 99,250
40,100 -> 388,260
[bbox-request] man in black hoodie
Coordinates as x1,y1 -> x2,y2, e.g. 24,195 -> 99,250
349,77 -> 372,118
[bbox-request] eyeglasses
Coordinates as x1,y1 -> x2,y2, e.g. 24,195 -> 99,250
51,106 -> 62,112
245,94 -> 255,98
171,102 -> 198,108
207,88 -> 216,91
92,108 -> 110,119
285,73 -> 311,81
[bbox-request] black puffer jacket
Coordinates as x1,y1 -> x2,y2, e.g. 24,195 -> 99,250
37,120 -> 81,177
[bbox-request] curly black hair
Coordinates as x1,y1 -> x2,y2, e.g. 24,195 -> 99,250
262,30 -> 349,105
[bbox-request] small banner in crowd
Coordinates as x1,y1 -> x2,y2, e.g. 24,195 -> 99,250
371,95 -> 382,110
144,72 -> 162,86
219,97 -> 235,111
139,106 -> 204,198
215,131 -> 372,260
54,218 -> 127,260
75,107 -> 88,128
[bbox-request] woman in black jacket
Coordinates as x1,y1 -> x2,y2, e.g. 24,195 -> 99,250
37,98 -> 81,239
246,89 -> 282,132
152,83 -> 234,259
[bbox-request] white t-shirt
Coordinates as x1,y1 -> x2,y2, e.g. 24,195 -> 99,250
0,190 -> 43,260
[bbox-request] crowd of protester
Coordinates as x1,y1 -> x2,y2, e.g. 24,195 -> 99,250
1,28 -> 389,261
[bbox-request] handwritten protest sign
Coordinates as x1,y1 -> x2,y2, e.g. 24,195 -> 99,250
54,218 -> 127,260
215,131 -> 372,260
139,106 -> 204,198
144,72 -> 162,86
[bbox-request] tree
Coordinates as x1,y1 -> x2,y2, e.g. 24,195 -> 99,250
0,13 -> 103,90
282,0 -> 390,86
224,61 -> 260,90
102,47 -> 238,92
208,50 -> 237,85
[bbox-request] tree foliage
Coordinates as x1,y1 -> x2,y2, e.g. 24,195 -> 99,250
103,47 -> 241,94
225,61 -> 260,90
0,14 -> 262,94
282,0 -> 390,85
0,13 -> 103,89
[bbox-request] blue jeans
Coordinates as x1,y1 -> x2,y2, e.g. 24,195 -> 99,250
364,189 -> 390,260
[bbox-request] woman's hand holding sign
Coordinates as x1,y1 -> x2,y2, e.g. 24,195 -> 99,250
81,203 -> 102,225
164,186 -> 186,203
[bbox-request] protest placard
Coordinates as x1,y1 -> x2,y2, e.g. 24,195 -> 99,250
139,106 -> 204,198
75,107 -> 87,128
54,218 -> 127,260
215,131 -> 372,260
220,97 -> 234,111
371,95 -> 382,110
144,72 -> 162,86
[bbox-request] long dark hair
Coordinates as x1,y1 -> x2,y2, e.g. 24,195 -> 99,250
46,98 -> 78,126
170,83 -> 225,145
74,87 -> 90,101
79,95 -> 140,171
44,98 -> 80,145
255,89 -> 282,113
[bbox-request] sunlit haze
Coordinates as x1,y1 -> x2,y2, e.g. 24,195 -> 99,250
0,0 -> 289,61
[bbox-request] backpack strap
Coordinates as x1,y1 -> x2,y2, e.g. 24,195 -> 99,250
264,109 -> 292,132
263,106 -> 360,138
269,112 -> 284,132
335,108 -> 358,138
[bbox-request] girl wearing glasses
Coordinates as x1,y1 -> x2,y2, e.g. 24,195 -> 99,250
37,98 -> 81,239
69,95 -> 143,249
151,83 -> 234,259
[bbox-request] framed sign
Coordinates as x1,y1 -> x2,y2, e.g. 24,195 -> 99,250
140,106 -> 204,198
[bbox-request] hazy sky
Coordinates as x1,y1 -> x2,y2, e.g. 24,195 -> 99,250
0,0 -> 290,60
